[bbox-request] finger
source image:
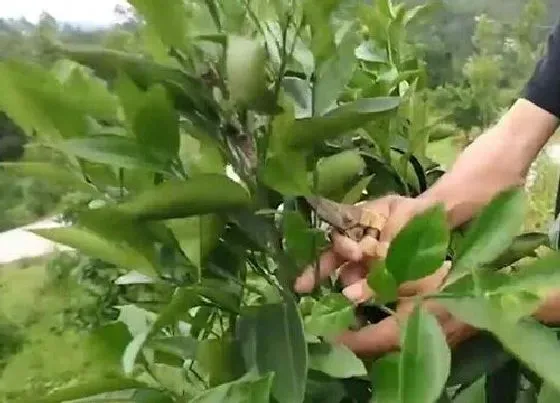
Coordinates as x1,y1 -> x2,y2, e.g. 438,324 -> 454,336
398,261 -> 452,297
331,231 -> 363,262
342,278 -> 373,304
338,262 -> 367,288
335,315 -> 400,358
359,233 -> 379,259
294,249 -> 345,293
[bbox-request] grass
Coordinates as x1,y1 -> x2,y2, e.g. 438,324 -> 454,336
0,258 -> 121,402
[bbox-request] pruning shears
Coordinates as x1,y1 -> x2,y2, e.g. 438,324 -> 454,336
304,196 -> 386,243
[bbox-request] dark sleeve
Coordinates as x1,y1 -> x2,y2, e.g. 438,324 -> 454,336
523,20 -> 560,118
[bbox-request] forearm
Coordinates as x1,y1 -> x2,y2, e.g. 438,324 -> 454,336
419,99 -> 559,228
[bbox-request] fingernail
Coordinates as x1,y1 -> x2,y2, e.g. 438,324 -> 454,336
294,271 -> 312,293
343,281 -> 373,304
376,242 -> 389,259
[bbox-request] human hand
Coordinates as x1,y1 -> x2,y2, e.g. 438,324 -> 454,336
293,195 -> 477,357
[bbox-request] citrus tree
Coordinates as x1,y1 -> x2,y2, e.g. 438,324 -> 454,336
2,0 -> 560,402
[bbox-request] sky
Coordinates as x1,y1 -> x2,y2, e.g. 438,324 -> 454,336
0,0 -> 128,27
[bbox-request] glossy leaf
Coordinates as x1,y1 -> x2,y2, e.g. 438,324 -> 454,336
227,35 -> 267,106
38,379 -> 153,403
487,232 -> 549,269
367,261 -> 398,304
303,0 -> 341,63
31,224 -> 158,276
341,174 -> 374,204
484,360 -> 521,403
166,214 -> 224,270
386,204 -> 449,284
147,336 -> 198,361
282,77 -> 312,119
283,210 -> 327,267
237,297 -> 308,403
118,174 -> 250,220
123,331 -> 148,376
128,0 -> 189,49
133,84 -> 180,159
314,150 -> 365,200
308,343 -> 367,378
538,383 -> 560,403
486,251 -> 560,296
372,307 -> 451,403
58,44 -> 218,120
442,298 -> 560,392
57,134 -> 169,171
446,188 -> 526,285
371,352 -> 400,403
0,162 -> 95,192
399,305 -> 451,403
191,373 -> 275,403
447,332 -> 510,387
288,97 -> 401,149
179,133 -> 225,174
262,152 -> 311,196
305,294 -> 356,338
197,338 -> 246,387
313,29 -> 358,116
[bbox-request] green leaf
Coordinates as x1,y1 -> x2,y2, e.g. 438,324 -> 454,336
305,294 -> 356,337
400,305 -> 451,403
227,35 -> 268,106
123,331 -> 148,376
341,174 -> 374,204
133,84 -> 180,159
147,336 -> 198,361
386,204 -> 449,284
0,60 -> 88,139
166,214 -> 224,270
453,377 -> 486,403
367,261 -> 398,304
371,352 -> 400,403
283,210 -> 327,267
57,61 -> 119,121
538,383 -> 560,403
314,150 -> 365,200
282,77 -> 312,119
0,162 -> 95,192
313,29 -> 358,116
288,97 -> 401,149
58,45 -> 218,121
31,219 -> 158,277
442,298 -> 560,392
57,134 -> 169,172
150,287 -> 203,337
487,232 -> 549,269
484,360 -> 521,403
191,373 -> 275,403
179,133 -> 225,174
372,306 -> 451,403
303,0 -> 341,63
115,71 -> 145,129
237,296 -> 308,403
446,188 -> 526,285
447,332 -> 510,387
38,379 -> 152,403
355,40 -> 388,63
308,343 -> 367,378
495,251 -> 560,295
128,0 -> 189,50
118,174 -> 250,220
197,338 -> 245,387
262,152 -> 311,196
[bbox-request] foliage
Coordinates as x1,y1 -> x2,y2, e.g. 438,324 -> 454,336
2,0 -> 560,402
